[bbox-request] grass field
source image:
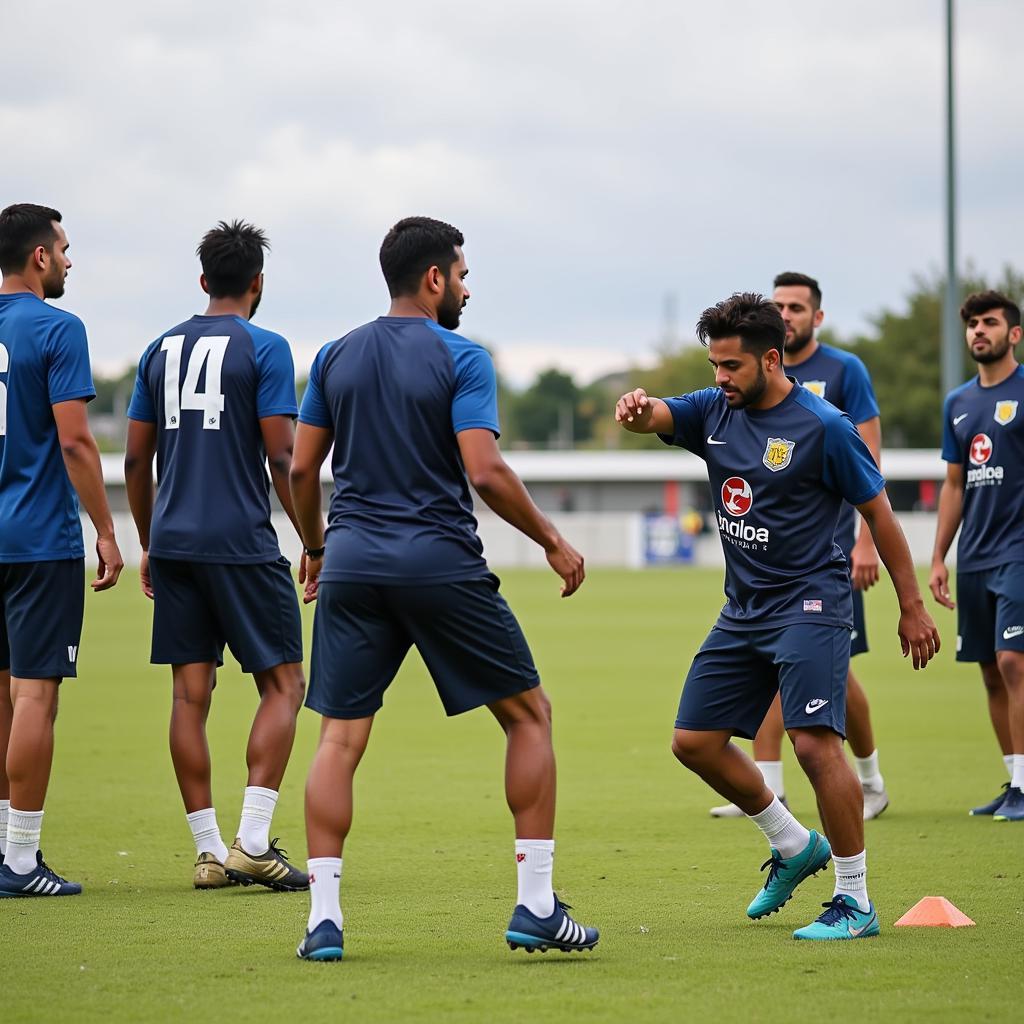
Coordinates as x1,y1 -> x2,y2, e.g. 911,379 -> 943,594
6,567 -> 1023,1023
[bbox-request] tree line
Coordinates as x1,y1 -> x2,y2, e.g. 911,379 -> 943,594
88,267 -> 1022,451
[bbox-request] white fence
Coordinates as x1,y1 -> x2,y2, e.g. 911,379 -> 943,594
94,510 -> 951,570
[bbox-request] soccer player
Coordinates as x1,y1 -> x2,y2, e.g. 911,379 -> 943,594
617,293 -> 938,940
0,204 -> 123,898
124,220 -> 308,891
289,216 -> 597,962
710,273 -> 889,820
931,290 -> 1024,821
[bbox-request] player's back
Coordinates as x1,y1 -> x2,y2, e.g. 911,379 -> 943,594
301,315 -> 495,584
128,313 -> 297,563
0,292 -> 94,562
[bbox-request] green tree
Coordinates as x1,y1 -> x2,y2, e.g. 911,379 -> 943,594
847,266 -> 1024,447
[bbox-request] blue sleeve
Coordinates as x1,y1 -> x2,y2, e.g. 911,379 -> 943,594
451,345 -> 500,436
656,388 -> 716,457
126,346 -> 157,422
45,314 -> 95,404
821,412 -> 886,505
254,331 -> 299,419
839,356 -> 880,424
298,347 -> 332,428
940,392 -> 961,463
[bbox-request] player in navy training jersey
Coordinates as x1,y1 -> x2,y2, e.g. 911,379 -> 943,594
288,217 -> 597,962
617,293 -> 938,940
0,204 -> 123,899
124,221 -> 308,891
710,273 -> 890,821
931,290 -> 1024,821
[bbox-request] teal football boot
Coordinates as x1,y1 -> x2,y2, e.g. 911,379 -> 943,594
793,894 -> 880,940
746,830 -> 831,919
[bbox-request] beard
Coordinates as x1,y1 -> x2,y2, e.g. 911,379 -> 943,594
249,285 -> 263,319
784,323 -> 814,355
42,266 -> 66,299
970,334 -> 1011,364
724,364 -> 768,408
437,282 -> 465,330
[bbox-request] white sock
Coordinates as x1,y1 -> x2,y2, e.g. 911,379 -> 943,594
747,796 -> 810,859
238,786 -> 278,855
854,750 -> 885,792
0,799 -> 9,857
186,807 -> 229,863
1004,754 -> 1016,780
755,761 -> 785,799
515,839 -> 555,918
6,807 -> 43,875
1012,755 -> 1024,792
307,857 -> 343,931
833,850 -> 869,912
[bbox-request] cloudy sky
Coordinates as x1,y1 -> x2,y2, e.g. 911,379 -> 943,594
3,0 -> 1020,385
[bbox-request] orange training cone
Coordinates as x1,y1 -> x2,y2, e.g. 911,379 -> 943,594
893,896 -> 975,928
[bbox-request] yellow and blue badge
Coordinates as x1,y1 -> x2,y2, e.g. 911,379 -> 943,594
802,380 -> 827,399
763,437 -> 795,472
994,400 -> 1018,426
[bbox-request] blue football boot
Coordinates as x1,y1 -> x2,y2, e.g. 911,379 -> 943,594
970,783 -> 1009,816
296,919 -> 344,962
992,786 -> 1024,821
0,850 -> 81,898
506,896 -> 599,953
793,895 -> 880,940
746,830 -> 831,919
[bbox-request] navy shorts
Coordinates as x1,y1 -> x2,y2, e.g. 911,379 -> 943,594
0,559 -> 84,679
850,587 -> 868,658
149,557 -> 303,673
956,564 -> 1024,663
676,623 -> 851,739
307,574 -> 540,719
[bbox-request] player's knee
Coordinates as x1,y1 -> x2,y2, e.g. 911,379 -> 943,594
791,731 -> 840,779
671,729 -> 709,766
995,652 -> 1024,687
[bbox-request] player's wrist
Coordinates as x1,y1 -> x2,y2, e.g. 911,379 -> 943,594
303,542 -> 326,559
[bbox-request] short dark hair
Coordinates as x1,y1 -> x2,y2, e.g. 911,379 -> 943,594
0,204 -> 63,275
960,289 -> 1021,329
773,271 -> 822,308
379,216 -> 464,298
196,220 -> 269,298
696,292 -> 786,358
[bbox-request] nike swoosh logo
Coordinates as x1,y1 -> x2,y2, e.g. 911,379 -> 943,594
1003,626 -> 1024,640
953,414 -> 968,425
805,699 -> 829,714
850,911 -> 877,937
706,435 -> 727,445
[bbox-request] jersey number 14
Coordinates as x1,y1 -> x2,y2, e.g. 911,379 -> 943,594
160,336 -> 228,431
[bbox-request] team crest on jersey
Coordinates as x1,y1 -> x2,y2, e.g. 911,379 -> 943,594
763,437 -> 795,472
802,380 -> 827,399
994,400 -> 1018,426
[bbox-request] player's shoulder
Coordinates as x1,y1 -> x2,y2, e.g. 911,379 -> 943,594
944,375 -> 980,406
423,320 -> 488,357
17,298 -> 86,338
236,319 -> 290,351
791,381 -> 849,429
816,342 -> 869,375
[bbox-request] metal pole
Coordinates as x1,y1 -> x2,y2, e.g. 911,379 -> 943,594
941,0 -> 961,396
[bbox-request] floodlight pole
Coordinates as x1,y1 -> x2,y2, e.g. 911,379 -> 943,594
941,0 -> 961,397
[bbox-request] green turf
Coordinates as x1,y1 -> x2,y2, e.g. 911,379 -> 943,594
6,568 -> 1022,1023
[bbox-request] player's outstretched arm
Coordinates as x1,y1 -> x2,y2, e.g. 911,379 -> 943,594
614,388 -> 674,434
456,428 -> 584,597
289,422 -> 332,604
53,398 -> 123,592
124,419 -> 158,598
928,463 -> 964,611
857,489 -> 940,669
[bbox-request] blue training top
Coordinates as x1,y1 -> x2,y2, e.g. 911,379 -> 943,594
941,364 -> 1024,571
659,382 -> 885,630
299,315 -> 499,584
786,343 -> 880,558
0,293 -> 95,562
127,314 -> 297,563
